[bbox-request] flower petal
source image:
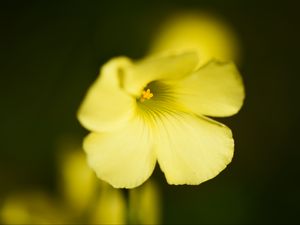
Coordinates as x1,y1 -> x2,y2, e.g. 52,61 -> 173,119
123,52 -> 198,95
83,116 -> 156,188
172,60 -> 245,117
155,113 -> 234,185
77,57 -> 136,132
149,12 -> 240,67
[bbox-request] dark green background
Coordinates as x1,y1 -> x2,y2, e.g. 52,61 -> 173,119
1,1 -> 299,224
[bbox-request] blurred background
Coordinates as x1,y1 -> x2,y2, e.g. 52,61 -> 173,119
1,0 -> 299,224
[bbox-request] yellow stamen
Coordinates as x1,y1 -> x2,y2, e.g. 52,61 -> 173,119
140,89 -> 154,102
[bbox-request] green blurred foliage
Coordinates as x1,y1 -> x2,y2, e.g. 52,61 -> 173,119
0,1 -> 299,224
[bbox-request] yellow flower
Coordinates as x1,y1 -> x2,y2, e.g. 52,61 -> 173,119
57,144 -> 126,224
0,192 -> 69,224
0,146 -> 127,224
90,182 -> 126,224
78,51 -> 245,188
129,180 -> 161,224
149,12 -> 240,67
58,148 -> 98,213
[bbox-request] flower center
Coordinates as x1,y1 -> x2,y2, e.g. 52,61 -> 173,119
140,88 -> 154,102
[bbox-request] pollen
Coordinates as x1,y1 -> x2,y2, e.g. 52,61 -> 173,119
140,88 -> 154,102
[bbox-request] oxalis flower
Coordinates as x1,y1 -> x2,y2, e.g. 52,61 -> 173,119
78,52 -> 245,188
